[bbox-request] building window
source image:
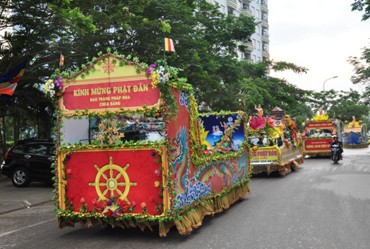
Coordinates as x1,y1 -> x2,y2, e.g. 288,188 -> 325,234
244,52 -> 251,60
256,9 -> 260,20
255,26 -> 260,34
262,12 -> 268,20
257,41 -> 261,51
251,6 -> 255,15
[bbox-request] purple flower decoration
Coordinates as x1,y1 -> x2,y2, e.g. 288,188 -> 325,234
146,64 -> 157,76
54,77 -> 63,90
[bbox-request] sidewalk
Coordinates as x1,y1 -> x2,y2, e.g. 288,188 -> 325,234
0,174 -> 54,215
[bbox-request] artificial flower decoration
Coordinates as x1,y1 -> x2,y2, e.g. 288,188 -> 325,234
54,77 -> 63,91
93,118 -> 125,145
45,79 -> 55,97
45,77 -> 64,98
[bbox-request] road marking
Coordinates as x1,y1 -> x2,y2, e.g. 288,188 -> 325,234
0,218 -> 56,238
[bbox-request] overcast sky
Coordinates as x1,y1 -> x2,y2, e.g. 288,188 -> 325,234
268,0 -> 369,93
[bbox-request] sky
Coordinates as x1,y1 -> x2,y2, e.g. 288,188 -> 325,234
268,0 -> 369,93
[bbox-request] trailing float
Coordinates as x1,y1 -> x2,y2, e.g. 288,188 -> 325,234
302,111 -> 343,157
247,107 -> 304,176
342,116 -> 368,148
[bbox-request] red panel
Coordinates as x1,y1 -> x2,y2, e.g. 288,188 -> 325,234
64,149 -> 163,215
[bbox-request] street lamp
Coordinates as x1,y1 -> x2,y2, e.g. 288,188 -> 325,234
323,76 -> 338,91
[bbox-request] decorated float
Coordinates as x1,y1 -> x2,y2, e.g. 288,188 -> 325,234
301,111 -> 343,157
342,116 -> 368,148
247,107 -> 304,176
46,51 -> 251,237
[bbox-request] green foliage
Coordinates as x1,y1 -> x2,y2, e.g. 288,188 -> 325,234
0,0 -> 325,147
348,45 -> 370,87
351,0 -> 370,20
309,89 -> 370,122
328,90 -> 370,121
269,61 -> 308,74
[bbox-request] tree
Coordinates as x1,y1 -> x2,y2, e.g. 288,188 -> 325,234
351,0 -> 370,20
350,0 -> 370,105
348,45 -> 370,98
329,89 -> 370,122
0,0 -> 317,151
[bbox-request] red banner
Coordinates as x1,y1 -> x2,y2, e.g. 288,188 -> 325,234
304,138 -> 332,151
62,79 -> 160,112
305,121 -> 334,129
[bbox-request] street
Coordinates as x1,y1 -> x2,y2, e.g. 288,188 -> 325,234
1,147 -> 370,249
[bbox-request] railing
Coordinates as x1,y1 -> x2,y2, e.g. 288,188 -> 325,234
227,0 -> 238,10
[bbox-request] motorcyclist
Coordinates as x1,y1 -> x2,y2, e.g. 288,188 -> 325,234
330,135 -> 343,160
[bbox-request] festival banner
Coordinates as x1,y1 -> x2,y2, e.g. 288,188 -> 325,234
304,138 -> 332,151
281,147 -> 302,163
305,121 -> 334,129
251,147 -> 279,165
60,79 -> 160,114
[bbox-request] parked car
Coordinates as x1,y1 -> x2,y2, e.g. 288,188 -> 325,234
0,139 -> 55,187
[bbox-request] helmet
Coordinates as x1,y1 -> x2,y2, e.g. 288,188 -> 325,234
332,135 -> 338,138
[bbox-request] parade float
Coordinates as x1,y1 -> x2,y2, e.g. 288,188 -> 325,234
247,107 -> 304,176
342,116 -> 368,148
301,111 -> 343,157
46,51 -> 251,237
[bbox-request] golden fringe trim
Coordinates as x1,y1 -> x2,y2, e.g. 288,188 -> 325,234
58,183 -> 250,237
253,157 -> 304,176
170,183 -> 250,236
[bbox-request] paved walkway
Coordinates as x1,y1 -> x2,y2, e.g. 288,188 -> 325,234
0,174 -> 53,215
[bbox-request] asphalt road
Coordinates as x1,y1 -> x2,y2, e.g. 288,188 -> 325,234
1,147 -> 370,249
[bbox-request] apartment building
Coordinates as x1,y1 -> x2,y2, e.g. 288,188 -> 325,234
207,0 -> 269,63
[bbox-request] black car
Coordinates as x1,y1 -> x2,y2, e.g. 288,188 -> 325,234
0,139 -> 55,187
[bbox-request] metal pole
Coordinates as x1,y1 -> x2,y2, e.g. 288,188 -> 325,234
323,76 -> 338,91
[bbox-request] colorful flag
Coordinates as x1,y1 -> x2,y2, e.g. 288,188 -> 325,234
0,61 -> 26,96
164,38 -> 175,52
59,54 -> 64,67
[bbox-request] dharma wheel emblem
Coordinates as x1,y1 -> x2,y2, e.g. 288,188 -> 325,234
89,156 -> 137,203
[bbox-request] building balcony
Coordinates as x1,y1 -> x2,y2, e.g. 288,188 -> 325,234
239,41 -> 253,52
261,19 -> 269,28
261,3 -> 268,13
240,8 -> 253,17
227,0 -> 238,10
262,34 -> 269,43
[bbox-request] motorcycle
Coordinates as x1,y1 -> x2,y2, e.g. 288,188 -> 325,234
331,144 -> 341,164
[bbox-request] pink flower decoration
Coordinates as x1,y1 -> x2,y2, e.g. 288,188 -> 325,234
154,169 -> 161,176
140,202 -> 147,209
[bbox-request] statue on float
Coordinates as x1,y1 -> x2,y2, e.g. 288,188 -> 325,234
313,107 -> 329,121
